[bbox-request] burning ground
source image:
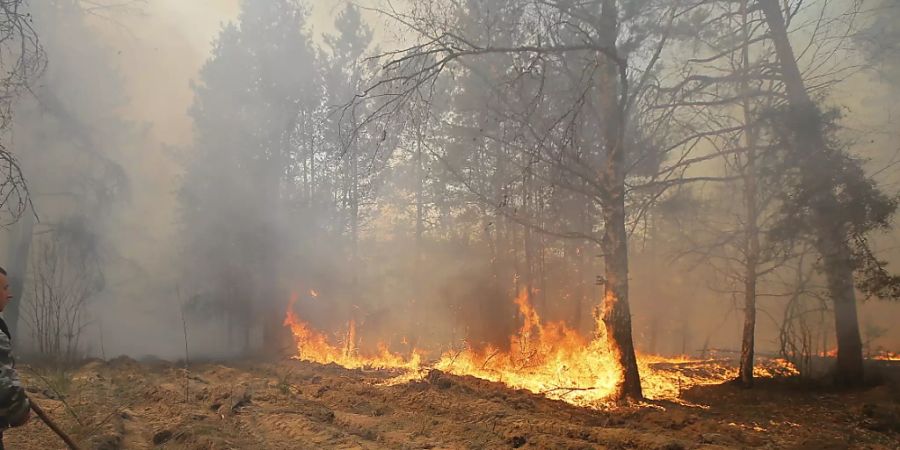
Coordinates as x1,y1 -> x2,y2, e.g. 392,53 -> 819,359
6,357 -> 900,449
6,289 -> 900,450
282,289 -> 800,406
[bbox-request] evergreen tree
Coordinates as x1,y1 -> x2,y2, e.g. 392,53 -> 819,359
180,0 -> 319,353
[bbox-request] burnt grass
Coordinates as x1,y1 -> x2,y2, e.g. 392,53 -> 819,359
4,358 -> 900,449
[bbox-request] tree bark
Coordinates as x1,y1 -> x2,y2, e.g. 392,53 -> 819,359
599,188 -> 642,400
739,249 -> 758,386
758,0 -> 864,385
739,0 -> 760,388
415,119 -> 425,261
523,167 -> 535,306
596,0 -> 642,401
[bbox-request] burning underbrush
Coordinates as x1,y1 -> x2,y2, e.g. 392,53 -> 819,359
874,351 -> 900,362
283,290 -> 799,406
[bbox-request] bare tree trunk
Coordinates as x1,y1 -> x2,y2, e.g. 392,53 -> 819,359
523,167 -> 535,304
566,240 -> 580,327
536,189 -> 547,312
415,120 -> 424,261
596,0 -> 641,401
574,207 -> 592,332
740,248 -> 758,386
739,0 -> 760,387
599,191 -> 642,400
493,149 -> 506,290
348,111 -> 361,297
758,0 -> 864,385
410,117 -> 426,348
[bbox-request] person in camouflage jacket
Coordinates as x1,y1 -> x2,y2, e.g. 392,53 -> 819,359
0,266 -> 30,449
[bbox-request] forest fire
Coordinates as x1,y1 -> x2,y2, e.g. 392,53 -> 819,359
283,290 -> 761,406
432,289 -> 621,405
873,351 -> 900,361
822,348 -> 900,361
283,293 -> 422,370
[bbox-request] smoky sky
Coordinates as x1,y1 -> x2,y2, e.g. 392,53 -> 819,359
2,0 -> 899,361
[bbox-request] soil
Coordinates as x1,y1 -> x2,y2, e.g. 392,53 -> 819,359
5,358 -> 900,449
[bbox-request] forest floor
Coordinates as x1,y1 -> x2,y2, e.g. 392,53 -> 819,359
4,357 -> 900,450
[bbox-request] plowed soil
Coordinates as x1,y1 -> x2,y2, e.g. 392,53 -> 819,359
5,358 -> 900,449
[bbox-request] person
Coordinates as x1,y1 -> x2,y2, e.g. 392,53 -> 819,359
0,266 -> 30,449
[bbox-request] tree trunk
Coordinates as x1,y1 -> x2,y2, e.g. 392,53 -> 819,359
493,147 -> 506,292
599,191 -> 642,400
596,0 -> 642,401
739,261 -> 758,386
523,167 -> 535,304
415,119 -> 425,261
348,110 -> 361,298
738,0 -> 760,388
758,0 -> 864,385
537,191 -> 547,312
575,207 -> 592,332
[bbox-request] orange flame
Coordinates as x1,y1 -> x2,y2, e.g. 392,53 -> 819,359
283,290 -> 781,406
283,293 -> 421,370
873,350 -> 900,361
822,348 -> 900,361
432,289 -> 620,405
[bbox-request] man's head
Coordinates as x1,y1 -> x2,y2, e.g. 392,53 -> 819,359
0,266 -> 10,312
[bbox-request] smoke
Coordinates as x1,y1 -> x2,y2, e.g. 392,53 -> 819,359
1,0 -> 898,364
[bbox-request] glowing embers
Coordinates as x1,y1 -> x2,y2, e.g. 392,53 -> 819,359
822,348 -> 900,361
873,350 -> 900,361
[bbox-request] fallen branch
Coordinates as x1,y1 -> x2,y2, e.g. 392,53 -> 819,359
540,386 -> 601,397
29,397 -> 82,450
479,349 -> 502,370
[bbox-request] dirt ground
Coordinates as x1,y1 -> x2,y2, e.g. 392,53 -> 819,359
4,357 -> 900,449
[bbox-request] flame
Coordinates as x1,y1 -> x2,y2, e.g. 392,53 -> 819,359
821,348 -> 900,362
309,289 -> 319,298
433,289 -> 620,405
283,293 -> 422,370
283,290 -> 785,406
873,350 -> 900,361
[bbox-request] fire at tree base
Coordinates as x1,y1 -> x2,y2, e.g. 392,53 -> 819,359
284,289 -> 800,407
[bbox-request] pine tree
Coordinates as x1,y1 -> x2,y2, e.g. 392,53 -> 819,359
180,0 -> 319,353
